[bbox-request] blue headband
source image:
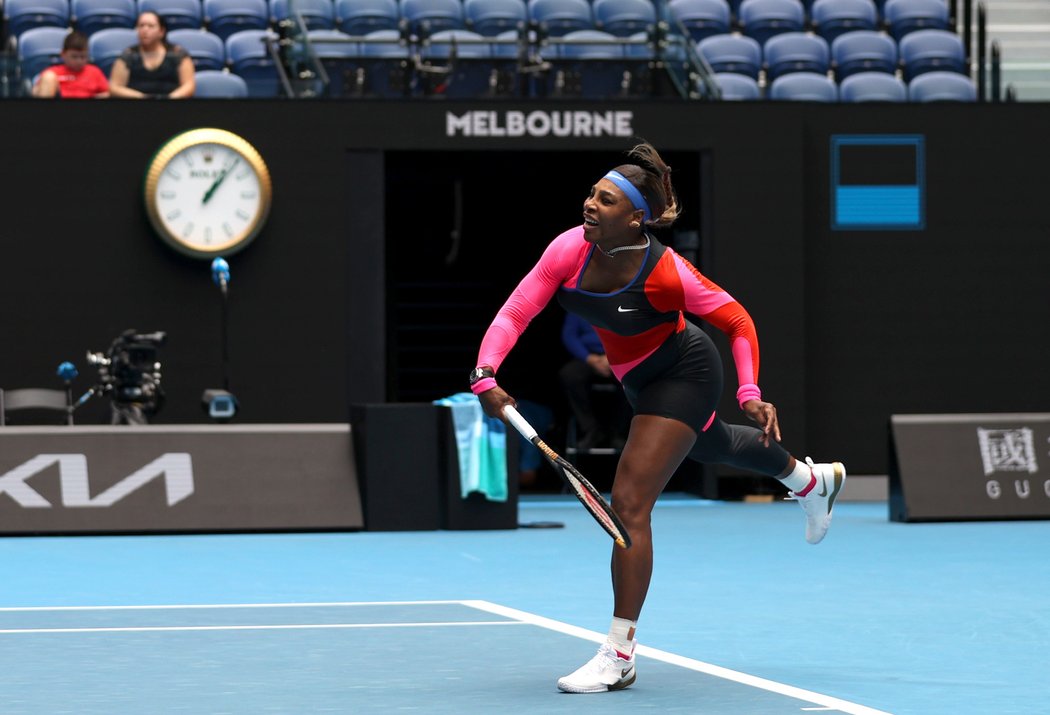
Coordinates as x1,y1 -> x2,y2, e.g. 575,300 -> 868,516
603,171 -> 651,222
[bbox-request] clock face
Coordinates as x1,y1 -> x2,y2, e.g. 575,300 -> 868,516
144,129 -> 272,258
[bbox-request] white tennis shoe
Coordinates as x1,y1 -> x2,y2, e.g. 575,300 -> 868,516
557,641 -> 637,693
788,458 -> 847,545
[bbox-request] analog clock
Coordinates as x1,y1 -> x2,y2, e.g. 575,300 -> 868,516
144,128 -> 272,259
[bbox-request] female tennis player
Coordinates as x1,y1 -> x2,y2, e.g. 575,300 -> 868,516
468,142 -> 845,694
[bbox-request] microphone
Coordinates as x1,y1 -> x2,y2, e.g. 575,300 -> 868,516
211,257 -> 230,292
56,361 -> 79,382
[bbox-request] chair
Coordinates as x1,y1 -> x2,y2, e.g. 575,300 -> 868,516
593,0 -> 656,38
418,28 -> 502,97
737,0 -> 804,45
4,0 -> 71,40
696,32 -> 761,79
883,0 -> 949,41
544,28 -> 635,97
269,0 -> 335,30
204,0 -> 269,41
87,26 -> 138,73
16,26 -> 68,81
333,0 -> 397,36
908,70 -> 975,101
464,0 -> 525,36
712,70 -> 760,98
831,29 -> 896,80
356,27 -> 412,96
225,28 -> 280,95
768,69 -> 836,100
898,28 -> 965,81
762,31 -> 828,80
0,388 -> 73,426
838,69 -> 905,100
810,0 -> 876,44
399,0 -> 464,36
193,67 -> 249,94
667,0 -> 730,43
528,0 -> 593,38
72,0 -> 137,35
137,0 -> 203,30
168,28 -> 226,69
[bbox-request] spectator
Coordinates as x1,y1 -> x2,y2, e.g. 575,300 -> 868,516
109,11 -> 195,98
32,31 -> 109,99
559,312 -> 628,451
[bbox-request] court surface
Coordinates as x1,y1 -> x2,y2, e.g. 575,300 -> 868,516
2,497 -> 1047,715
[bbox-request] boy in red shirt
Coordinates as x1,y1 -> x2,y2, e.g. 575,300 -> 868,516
32,31 -> 109,99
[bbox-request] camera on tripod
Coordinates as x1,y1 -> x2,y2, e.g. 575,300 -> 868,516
85,329 -> 167,424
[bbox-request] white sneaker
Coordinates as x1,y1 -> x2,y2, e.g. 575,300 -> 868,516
788,458 -> 846,545
556,641 -> 636,693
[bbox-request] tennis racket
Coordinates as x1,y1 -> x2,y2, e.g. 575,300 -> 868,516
503,405 -> 631,549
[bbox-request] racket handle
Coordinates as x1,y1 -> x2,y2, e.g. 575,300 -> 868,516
502,405 -> 537,440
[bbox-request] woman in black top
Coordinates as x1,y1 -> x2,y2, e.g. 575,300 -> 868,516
109,11 -> 195,98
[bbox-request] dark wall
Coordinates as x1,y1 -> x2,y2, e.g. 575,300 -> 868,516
1,100 -> 1047,475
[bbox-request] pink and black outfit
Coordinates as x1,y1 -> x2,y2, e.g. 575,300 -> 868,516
474,226 -> 791,476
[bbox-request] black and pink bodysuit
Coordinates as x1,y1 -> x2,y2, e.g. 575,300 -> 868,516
476,226 -> 791,476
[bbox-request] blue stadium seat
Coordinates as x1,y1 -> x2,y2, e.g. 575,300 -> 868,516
528,0 -> 593,38
419,28 -> 500,97
712,70 -> 760,99
204,0 -> 269,41
464,0 -> 526,37
333,0 -> 397,36
357,28 -> 411,96
168,28 -> 226,70
762,31 -> 828,80
838,70 -> 905,100
303,29 -> 360,96
306,27 -> 354,57
16,26 -> 68,81
883,0 -> 948,41
898,28 -> 965,81
768,69 -> 836,100
830,29 -> 896,79
72,0 -> 136,35
399,0 -> 464,36
6,0 -> 70,39
592,0 -> 655,38
87,26 -> 137,73
737,0 -> 804,45
193,68 -> 249,94
667,0 -> 730,43
908,70 -> 975,101
543,28 -> 648,98
225,28 -> 280,95
810,0 -> 876,44
696,33 -> 761,79
137,0 -> 203,31
270,0 -> 335,30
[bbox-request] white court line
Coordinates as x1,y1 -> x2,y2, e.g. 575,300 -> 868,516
0,600 -> 467,612
0,621 -> 526,635
464,600 -> 896,715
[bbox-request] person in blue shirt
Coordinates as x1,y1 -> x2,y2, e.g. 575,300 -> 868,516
560,312 -> 628,451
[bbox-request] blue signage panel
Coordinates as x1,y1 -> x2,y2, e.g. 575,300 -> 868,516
831,135 -> 925,230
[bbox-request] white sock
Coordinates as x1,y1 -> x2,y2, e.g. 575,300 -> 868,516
779,458 -> 816,494
608,617 -> 636,655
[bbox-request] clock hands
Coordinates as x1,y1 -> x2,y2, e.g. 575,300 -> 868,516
201,156 -> 240,205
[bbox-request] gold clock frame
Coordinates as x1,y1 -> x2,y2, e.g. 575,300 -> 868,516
144,128 -> 273,259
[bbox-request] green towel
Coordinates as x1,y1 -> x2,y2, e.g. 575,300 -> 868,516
433,393 -> 508,502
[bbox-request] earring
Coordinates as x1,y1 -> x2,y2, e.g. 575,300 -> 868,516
630,222 -> 640,228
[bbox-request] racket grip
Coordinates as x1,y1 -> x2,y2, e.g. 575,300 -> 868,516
502,405 -> 537,440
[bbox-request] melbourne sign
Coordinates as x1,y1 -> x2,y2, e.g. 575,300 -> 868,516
446,109 -> 634,137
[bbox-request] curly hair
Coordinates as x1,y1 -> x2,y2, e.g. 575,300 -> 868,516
611,141 -> 681,229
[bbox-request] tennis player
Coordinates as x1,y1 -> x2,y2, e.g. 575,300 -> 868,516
468,141 -> 845,694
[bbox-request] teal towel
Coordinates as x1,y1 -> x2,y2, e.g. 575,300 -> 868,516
433,393 -> 508,502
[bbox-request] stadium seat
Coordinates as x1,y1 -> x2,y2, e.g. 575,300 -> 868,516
418,28 -> 500,97
225,28 -> 280,95
168,29 -> 226,70
898,28 -> 965,81
204,0 -> 269,41
882,0 -> 949,41
762,31 -> 828,80
737,0 -> 804,45
528,0 -> 594,38
399,0 -> 465,36
87,26 -> 137,73
592,0 -> 656,38
333,0 -> 397,36
464,0 -> 527,37
838,70 -> 905,100
137,0 -> 203,31
5,0 -> 71,39
696,33 -> 761,79
809,0 -> 876,44
768,69 -> 836,100
302,28 -> 361,96
193,68 -> 249,94
908,70 -> 975,101
16,26 -> 68,82
269,0 -> 335,30
542,28 -> 649,98
667,0 -> 730,43
356,28 -> 411,96
712,70 -> 760,99
830,29 -> 896,79
72,0 -> 137,36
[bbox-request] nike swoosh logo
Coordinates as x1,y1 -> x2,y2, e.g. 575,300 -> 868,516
617,306 -> 639,312
621,667 -> 633,677
817,476 -> 828,497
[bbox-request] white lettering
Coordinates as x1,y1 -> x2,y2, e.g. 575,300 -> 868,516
551,111 -> 572,137
615,111 -> 633,136
1015,479 -> 1031,499
526,111 -> 550,136
593,111 -> 613,136
486,111 -> 506,137
506,111 -> 525,136
986,480 -> 1001,499
573,111 -> 593,137
446,110 -> 635,138
1045,480 -> 1050,498
472,111 -> 489,136
446,111 -> 472,136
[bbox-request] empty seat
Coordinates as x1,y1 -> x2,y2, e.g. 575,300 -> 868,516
16,26 -> 69,81
838,69 -> 905,100
712,70 -> 760,99
204,0 -> 269,41
883,0 -> 948,41
737,0 -> 804,45
908,69 -> 975,101
543,28 -> 649,97
810,0 -> 876,43
419,28 -> 500,97
5,0 -> 71,38
137,0 -> 203,30
696,33 -> 761,79
72,0 -> 137,35
87,26 -> 138,73
0,388 -> 73,426
768,69 -> 836,100
464,0 -> 526,36
333,0 -> 397,35
356,27 -> 411,96
399,0 -> 464,36
193,68 -> 249,94
168,28 -> 226,69
225,28 -> 280,95
831,29 -> 896,79
898,28 -> 965,81
667,0 -> 730,43
592,0 -> 655,38
269,0 -> 335,30
528,0 -> 593,37
763,31 -> 828,80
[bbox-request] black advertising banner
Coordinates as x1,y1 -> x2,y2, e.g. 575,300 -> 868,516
0,425 -> 363,533
890,414 -> 1050,522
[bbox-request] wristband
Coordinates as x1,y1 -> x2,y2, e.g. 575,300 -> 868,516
470,377 -> 497,395
736,383 -> 762,409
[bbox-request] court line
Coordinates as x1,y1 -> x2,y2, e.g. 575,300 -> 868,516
0,600 -> 468,612
0,621 -> 527,635
464,600 -> 895,715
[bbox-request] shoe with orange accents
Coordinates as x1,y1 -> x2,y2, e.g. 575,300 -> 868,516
557,640 -> 637,693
